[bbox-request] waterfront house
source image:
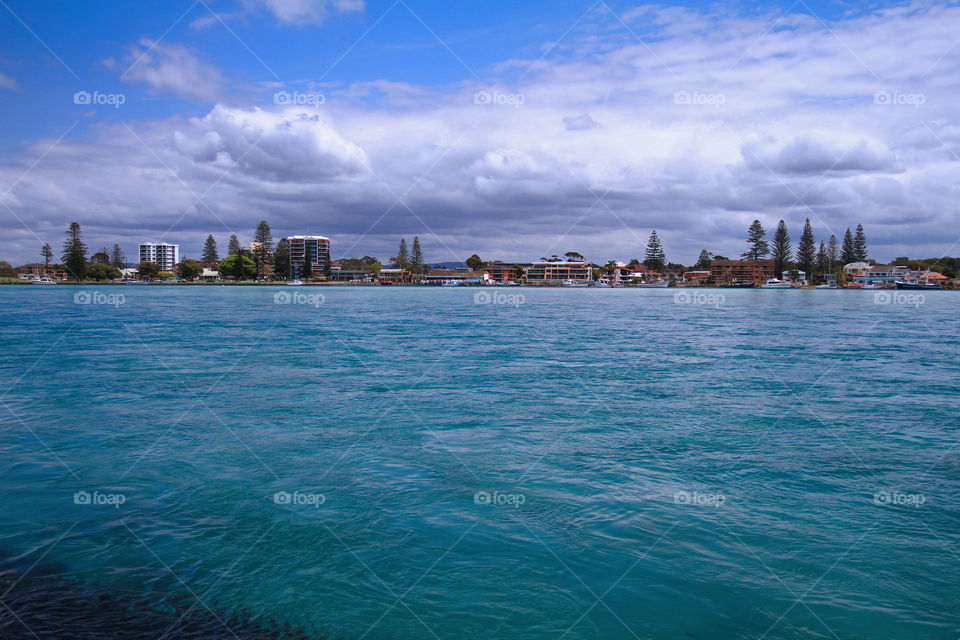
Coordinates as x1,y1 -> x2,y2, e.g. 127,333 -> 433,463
483,263 -> 520,283
683,270 -> 711,284
199,268 -> 219,282
710,259 -> 774,285
851,264 -> 910,284
15,263 -> 69,280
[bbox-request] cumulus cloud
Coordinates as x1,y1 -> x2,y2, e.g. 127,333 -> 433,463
3,3 -> 960,265
118,40 -> 223,101
254,0 -> 364,25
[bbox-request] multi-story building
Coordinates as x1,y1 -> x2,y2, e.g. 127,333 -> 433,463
288,236 -> 330,278
710,259 -> 773,284
483,263 -> 520,282
139,243 -> 180,272
526,260 -> 591,283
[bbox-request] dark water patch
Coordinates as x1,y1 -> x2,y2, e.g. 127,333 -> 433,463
0,574 -> 316,640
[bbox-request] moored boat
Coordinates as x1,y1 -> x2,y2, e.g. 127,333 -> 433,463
31,275 -> 57,284
636,280 -> 669,288
761,278 -> 792,289
561,279 -> 589,287
895,280 -> 941,290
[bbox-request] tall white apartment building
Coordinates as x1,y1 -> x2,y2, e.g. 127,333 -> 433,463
139,242 -> 180,272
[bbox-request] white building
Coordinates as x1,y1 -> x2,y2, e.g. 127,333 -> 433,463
139,243 -> 180,272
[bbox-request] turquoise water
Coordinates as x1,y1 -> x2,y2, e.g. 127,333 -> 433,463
1,285 -> 958,639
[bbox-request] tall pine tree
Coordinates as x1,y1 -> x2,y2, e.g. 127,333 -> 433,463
853,224 -> 868,262
742,220 -> 769,260
253,221 -> 273,279
110,244 -> 125,268
61,222 -> 87,280
394,238 -> 409,269
816,241 -> 828,274
643,230 -> 665,271
771,220 -> 792,277
227,234 -> 242,256
40,243 -> 54,274
827,234 -> 839,270
202,235 -> 219,262
695,250 -> 712,270
841,228 -> 856,264
411,237 -> 424,272
795,218 -> 816,276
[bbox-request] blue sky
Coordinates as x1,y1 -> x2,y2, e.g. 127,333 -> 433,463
2,0 -> 959,265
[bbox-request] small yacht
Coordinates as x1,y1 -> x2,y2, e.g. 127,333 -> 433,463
561,279 -> 589,287
442,280 -> 460,287
761,278 -> 792,289
815,283 -> 837,289
593,280 -> 610,288
287,279 -> 304,286
636,280 -> 669,288
31,275 -> 57,284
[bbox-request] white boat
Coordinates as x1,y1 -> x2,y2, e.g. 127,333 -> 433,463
561,279 -> 589,287
761,279 -> 792,289
815,284 -> 837,289
31,275 -> 56,284
860,283 -> 881,289
287,279 -> 304,286
442,280 -> 460,287
593,280 -> 610,288
636,280 -> 669,288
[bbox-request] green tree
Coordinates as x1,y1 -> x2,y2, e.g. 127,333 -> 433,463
273,238 -> 290,280
202,235 -> 219,263
218,253 -> 256,280
643,230 -> 665,271
841,228 -> 856,264
302,244 -> 314,280
178,258 -> 203,280
61,222 -> 88,280
366,260 -> 383,274
86,263 -> 121,281
770,220 -> 792,277
411,237 -> 424,272
815,241 -> 828,274
742,220 -> 769,260
393,239 -> 410,269
227,234 -> 242,256
827,234 -> 839,270
0,261 -> 16,277
565,251 -> 584,262
466,254 -> 484,271
253,221 -> 274,279
796,218 -> 816,276
91,247 -> 110,264
853,224 -> 868,262
110,244 -> 125,268
695,250 -> 713,270
136,261 -> 161,280
40,243 -> 54,274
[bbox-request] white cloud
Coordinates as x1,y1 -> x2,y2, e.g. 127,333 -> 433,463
118,40 -> 223,101
254,0 -> 364,25
3,3 -> 960,266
